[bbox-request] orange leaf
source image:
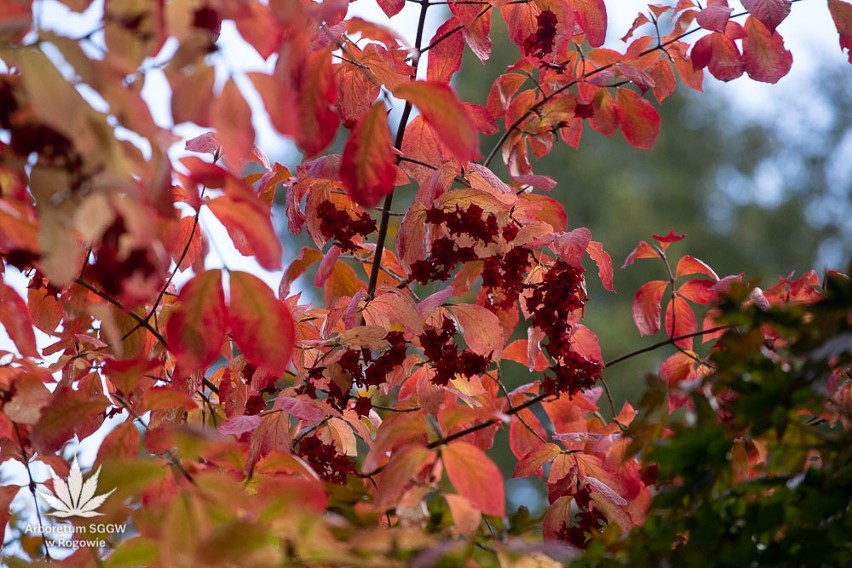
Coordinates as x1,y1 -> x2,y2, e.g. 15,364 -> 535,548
206,196 -> 283,270
514,442 -> 561,478
211,79 -> 255,172
665,296 -> 697,348
166,269 -> 227,374
570,0 -> 608,47
443,441 -> 505,517
228,271 -> 295,376
375,445 -> 434,510
587,240 -> 614,292
616,88 -> 660,149
341,102 -> 397,208
0,281 -> 38,357
394,81 -> 480,162
450,303 -> 503,357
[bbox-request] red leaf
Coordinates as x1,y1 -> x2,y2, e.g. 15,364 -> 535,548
377,0 -> 404,18
554,227 -> 592,266
0,281 -> 38,357
166,270 -> 226,374
652,230 -> 686,248
340,102 -> 396,208
571,324 -> 603,362
219,415 -> 262,437
665,296 -> 697,348
742,0 -> 792,33
450,2 -> 492,61
570,0 -> 608,47
677,279 -> 718,304
31,387 -> 109,454
427,17 -> 464,83
206,196 -> 283,270
676,254 -> 719,279
509,408 -> 547,460
0,484 -> 21,545
443,441 -> 505,517
828,0 -> 852,63
228,271 -> 295,375
394,81 -> 480,162
211,79 -> 255,173
514,442 -> 561,478
616,89 -> 660,149
692,32 -> 745,82
587,240 -> 614,292
632,280 -> 668,336
375,445 -> 434,510
696,5 -> 734,32
742,16 -> 793,83
622,240 -> 659,267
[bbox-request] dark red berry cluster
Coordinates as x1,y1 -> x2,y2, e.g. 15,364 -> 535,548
316,199 -> 377,252
482,247 -> 531,310
296,434 -> 355,484
526,260 -> 602,397
552,485 -> 607,548
419,317 -> 489,386
409,204 -> 500,284
523,10 -> 558,59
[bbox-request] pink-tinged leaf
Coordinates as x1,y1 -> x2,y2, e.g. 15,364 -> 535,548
340,102 -> 396,208
450,2 -> 492,61
0,281 -> 38,357
677,279 -> 718,304
502,339 -> 549,372
696,5 -> 734,32
363,289 -> 424,336
828,0 -> 852,63
622,240 -> 659,267
228,271 -> 295,375
616,63 -> 655,92
219,415 -> 262,437
31,387 -> 108,454
665,296 -> 697,348
587,240 -> 614,292
274,396 -> 329,422
742,0 -> 792,33
211,79 -> 255,173
377,0 -> 404,18
450,303 -> 503,357
675,255 -> 719,279
166,270 -> 226,374
692,32 -> 745,81
616,89 -> 660,149
428,17 -> 464,83
513,174 -> 556,191
443,441 -> 505,517
571,0 -> 608,47
632,280 -> 668,336
206,196 -> 283,270
185,131 -> 219,156
514,443 -> 561,478
554,227 -> 592,266
234,2 -> 282,59
742,16 -> 793,83
394,81 -> 480,161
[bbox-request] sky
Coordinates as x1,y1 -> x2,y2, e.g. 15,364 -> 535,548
1,0 -> 849,557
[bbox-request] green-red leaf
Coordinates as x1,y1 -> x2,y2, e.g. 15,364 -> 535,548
228,271 -> 295,376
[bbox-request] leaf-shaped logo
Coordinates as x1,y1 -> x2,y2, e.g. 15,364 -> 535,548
37,459 -> 115,518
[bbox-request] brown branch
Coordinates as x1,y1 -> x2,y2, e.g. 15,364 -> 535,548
604,325 -> 733,368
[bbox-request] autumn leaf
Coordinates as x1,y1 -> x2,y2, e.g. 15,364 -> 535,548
211,79 -> 255,172
428,17 -> 464,83
228,271 -> 295,376
828,0 -> 852,63
742,16 -> 793,83
691,32 -> 745,82
443,441 -> 505,517
742,0 -> 792,33
0,280 -> 38,357
616,88 -> 660,149
632,280 -> 668,336
166,269 -> 227,375
394,81 -> 480,161
341,102 -> 397,208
